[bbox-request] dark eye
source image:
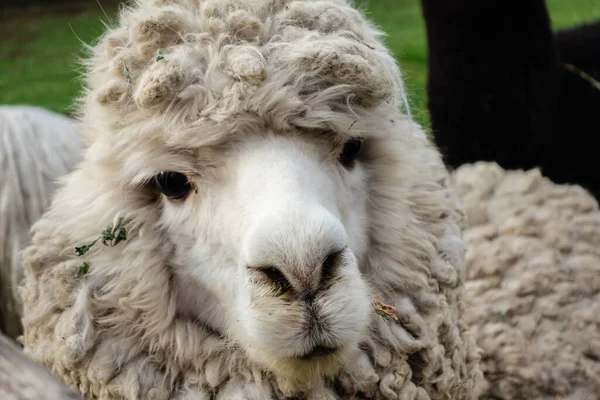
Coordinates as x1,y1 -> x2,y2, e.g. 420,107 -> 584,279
154,171 -> 192,200
339,137 -> 364,168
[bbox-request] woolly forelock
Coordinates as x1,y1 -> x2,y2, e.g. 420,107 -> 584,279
453,162 -> 600,400
19,0 -> 485,399
0,105 -> 82,341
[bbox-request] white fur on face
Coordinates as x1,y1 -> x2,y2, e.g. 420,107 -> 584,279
160,133 -> 372,382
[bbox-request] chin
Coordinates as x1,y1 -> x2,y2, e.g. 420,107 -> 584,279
238,308 -> 370,390
246,342 -> 361,389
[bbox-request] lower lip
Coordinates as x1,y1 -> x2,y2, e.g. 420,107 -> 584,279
298,346 -> 337,360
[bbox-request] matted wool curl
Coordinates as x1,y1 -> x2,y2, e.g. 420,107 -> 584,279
18,0 -> 486,399
453,162 -> 600,400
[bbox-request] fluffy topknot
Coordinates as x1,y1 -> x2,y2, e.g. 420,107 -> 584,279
80,0 -> 402,146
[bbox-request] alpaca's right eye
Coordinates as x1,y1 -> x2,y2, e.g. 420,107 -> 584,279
154,171 -> 192,200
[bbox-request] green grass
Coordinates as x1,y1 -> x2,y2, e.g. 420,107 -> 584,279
360,0 -> 429,127
547,0 -> 600,29
0,2 -> 119,115
1,0 -> 599,128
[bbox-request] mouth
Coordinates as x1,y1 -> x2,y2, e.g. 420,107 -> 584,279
298,345 -> 338,360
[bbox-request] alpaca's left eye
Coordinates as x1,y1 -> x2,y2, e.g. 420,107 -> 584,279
154,171 -> 192,200
339,137 -> 364,168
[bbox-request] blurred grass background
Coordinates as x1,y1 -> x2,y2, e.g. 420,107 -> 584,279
1,0 -> 600,130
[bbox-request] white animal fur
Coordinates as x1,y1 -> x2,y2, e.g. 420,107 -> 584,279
0,105 -> 81,340
453,162 -> 600,400
19,0 -> 485,398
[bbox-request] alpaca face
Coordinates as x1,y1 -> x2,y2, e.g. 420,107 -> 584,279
156,133 -> 372,382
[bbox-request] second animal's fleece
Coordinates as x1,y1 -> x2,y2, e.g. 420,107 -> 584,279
0,105 -> 82,340
453,162 -> 600,400
18,0 -> 484,399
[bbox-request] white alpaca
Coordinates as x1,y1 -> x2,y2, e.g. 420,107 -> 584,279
18,0 -> 484,399
0,105 -> 82,340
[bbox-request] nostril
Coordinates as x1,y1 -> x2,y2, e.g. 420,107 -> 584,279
300,292 -> 314,303
248,265 -> 292,294
320,248 -> 344,285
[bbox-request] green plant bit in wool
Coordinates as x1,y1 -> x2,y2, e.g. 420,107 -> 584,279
79,262 -> 90,276
75,218 -> 128,256
123,65 -> 132,83
75,218 -> 129,274
156,49 -> 164,62
100,217 -> 128,247
372,299 -> 400,323
75,239 -> 98,257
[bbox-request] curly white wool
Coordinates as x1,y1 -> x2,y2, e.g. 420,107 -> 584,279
0,105 -> 82,340
453,162 -> 600,400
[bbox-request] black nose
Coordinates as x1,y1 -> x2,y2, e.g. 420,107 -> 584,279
298,345 -> 338,359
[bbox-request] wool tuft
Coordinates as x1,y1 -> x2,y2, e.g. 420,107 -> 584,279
453,162 -> 600,400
